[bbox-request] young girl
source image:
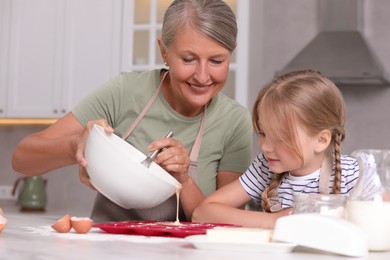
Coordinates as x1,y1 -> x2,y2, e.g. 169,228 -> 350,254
192,70 -> 359,228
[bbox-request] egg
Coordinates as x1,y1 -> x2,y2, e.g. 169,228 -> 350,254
51,214 -> 72,233
0,209 -> 7,233
70,217 -> 93,234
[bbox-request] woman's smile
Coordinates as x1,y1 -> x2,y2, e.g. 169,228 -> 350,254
189,82 -> 213,92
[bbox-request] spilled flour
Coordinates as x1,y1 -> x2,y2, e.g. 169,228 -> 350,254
24,226 -> 185,243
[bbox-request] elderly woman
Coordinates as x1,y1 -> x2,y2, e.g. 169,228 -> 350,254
12,0 -> 252,222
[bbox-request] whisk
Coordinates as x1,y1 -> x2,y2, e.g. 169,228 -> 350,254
140,129 -> 174,168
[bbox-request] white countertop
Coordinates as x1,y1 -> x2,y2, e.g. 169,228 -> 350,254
1,200 -> 390,260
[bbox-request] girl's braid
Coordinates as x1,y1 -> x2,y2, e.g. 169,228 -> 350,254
261,173 -> 286,212
332,131 -> 344,193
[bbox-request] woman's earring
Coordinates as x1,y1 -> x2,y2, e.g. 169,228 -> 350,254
164,62 -> 169,67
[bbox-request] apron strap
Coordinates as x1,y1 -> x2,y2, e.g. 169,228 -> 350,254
189,106 -> 206,163
319,156 -> 333,194
187,105 -> 206,183
121,71 -> 169,140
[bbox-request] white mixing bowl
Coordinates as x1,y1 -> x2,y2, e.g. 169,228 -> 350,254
85,124 -> 182,209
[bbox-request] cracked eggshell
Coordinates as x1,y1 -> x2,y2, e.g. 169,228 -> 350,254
51,214 -> 72,233
71,217 -> 93,234
0,215 -> 7,233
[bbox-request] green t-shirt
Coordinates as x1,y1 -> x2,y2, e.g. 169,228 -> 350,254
72,69 -> 252,196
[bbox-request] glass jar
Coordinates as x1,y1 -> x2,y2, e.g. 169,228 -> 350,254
293,194 -> 347,219
346,149 -> 390,251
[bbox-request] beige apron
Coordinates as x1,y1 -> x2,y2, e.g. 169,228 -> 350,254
91,71 -> 206,222
318,156 -> 333,195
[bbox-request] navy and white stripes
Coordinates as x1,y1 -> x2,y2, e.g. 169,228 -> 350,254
239,153 -> 359,209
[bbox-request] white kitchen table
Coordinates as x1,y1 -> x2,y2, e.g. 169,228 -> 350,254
1,201 -> 390,260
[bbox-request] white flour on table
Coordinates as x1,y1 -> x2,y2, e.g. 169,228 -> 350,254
24,226 -> 185,243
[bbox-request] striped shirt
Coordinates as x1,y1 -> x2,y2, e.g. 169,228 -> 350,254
239,153 -> 359,209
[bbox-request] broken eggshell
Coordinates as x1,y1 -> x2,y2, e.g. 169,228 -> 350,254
0,209 -> 7,233
51,214 -> 72,233
71,217 -> 93,234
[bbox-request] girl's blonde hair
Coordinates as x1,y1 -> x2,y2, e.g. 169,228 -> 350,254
252,70 -> 346,212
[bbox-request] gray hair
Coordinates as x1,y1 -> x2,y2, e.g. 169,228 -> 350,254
161,0 -> 237,52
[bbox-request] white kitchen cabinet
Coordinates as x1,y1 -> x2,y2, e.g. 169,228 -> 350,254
0,0 -> 10,117
0,0 -> 123,118
0,0 -> 250,118
5,0 -> 64,118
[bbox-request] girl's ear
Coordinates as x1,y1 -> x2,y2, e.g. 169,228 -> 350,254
315,129 -> 332,153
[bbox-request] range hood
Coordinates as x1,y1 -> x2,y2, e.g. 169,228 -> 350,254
279,0 -> 390,86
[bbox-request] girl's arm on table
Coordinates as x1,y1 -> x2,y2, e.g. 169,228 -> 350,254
192,178 -> 291,229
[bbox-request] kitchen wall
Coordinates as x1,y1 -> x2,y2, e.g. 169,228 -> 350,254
248,0 -> 390,155
1,0 -> 389,214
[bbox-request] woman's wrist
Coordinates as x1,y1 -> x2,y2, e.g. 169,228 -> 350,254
177,174 -> 192,185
